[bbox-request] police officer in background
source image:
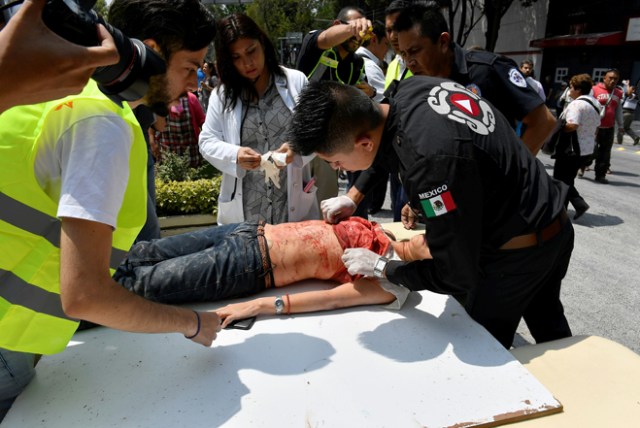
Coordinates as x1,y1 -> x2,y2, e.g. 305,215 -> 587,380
393,2 -> 556,155
288,79 -> 574,349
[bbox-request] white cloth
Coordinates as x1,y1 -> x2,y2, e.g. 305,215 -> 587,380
356,47 -> 385,102
526,76 -> 546,100
622,93 -> 638,110
381,246 -> 410,310
199,67 -> 318,224
34,104 -> 132,228
260,152 -> 287,189
564,95 -> 602,156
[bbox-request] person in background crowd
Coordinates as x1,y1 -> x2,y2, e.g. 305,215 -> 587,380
383,0 -> 412,93
0,0 -> 219,420
154,92 -> 206,168
520,59 -> 545,100
393,3 -> 556,155
196,62 -> 206,95
199,13 -> 318,225
356,20 -> 390,215
199,60 -> 218,112
295,6 -> 375,210
356,20 -> 388,103
382,0 -> 411,222
589,68 -> 624,184
0,0 -> 118,113
132,104 -> 162,243
617,80 -> 639,146
552,74 -> 602,220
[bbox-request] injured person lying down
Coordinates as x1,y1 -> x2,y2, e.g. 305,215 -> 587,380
114,217 -> 431,325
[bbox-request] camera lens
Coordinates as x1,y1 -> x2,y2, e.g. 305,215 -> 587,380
41,0 -> 166,103
91,21 -> 166,103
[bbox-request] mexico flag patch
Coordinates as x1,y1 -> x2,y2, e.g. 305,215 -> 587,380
419,185 -> 457,218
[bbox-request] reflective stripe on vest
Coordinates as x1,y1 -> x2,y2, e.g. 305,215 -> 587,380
307,49 -> 359,84
0,192 -> 128,271
0,269 -> 68,319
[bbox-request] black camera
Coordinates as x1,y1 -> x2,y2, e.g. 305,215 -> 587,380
1,0 -> 166,105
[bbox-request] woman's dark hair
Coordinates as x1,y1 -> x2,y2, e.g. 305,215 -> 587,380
569,73 -> 594,95
214,13 -> 284,110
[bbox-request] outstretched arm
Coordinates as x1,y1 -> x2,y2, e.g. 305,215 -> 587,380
316,18 -> 371,51
60,218 -> 220,346
216,278 -> 395,328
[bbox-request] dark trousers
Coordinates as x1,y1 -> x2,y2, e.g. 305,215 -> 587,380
390,174 -> 407,222
593,127 -> 615,178
465,221 -> 574,348
347,171 -> 371,219
114,222 -> 267,303
368,175 -> 388,212
135,144 -> 161,243
553,154 -> 590,207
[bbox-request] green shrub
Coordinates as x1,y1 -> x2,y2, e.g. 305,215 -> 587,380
155,176 -> 222,216
155,150 -> 219,182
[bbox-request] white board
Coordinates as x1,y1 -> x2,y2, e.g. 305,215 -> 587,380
3,284 -> 561,427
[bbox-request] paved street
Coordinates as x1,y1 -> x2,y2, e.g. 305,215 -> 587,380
361,136 -> 640,353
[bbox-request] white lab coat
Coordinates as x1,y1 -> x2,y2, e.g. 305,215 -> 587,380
199,67 -> 319,224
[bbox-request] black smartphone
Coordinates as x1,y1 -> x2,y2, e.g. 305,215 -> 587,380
223,316 -> 256,330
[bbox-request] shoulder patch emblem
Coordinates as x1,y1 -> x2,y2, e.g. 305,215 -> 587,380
418,184 -> 457,218
508,68 -> 527,88
427,81 -> 496,135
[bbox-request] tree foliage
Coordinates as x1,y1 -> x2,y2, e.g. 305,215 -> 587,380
444,0 -> 539,52
94,0 -> 108,17
247,0 -> 332,39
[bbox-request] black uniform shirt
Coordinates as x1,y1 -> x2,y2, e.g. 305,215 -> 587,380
450,44 -> 544,128
359,76 -> 568,296
296,30 -> 364,85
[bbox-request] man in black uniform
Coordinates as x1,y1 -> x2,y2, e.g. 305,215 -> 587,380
288,79 -> 574,349
393,3 -> 556,155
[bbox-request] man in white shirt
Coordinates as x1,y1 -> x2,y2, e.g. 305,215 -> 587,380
356,21 -> 389,102
520,59 -> 546,100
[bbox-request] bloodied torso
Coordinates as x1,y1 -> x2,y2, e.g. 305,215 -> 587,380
264,217 -> 390,286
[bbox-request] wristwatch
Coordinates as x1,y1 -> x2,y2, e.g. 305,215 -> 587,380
373,256 -> 389,279
274,296 -> 285,315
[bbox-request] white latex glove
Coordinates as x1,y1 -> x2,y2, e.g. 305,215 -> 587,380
342,248 -> 381,277
321,195 -> 357,223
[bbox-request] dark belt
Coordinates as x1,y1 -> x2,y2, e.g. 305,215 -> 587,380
500,211 -> 568,250
256,220 -> 274,289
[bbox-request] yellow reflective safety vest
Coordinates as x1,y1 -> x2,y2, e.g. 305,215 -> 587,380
307,48 -> 364,85
384,56 -> 412,90
0,81 -> 147,355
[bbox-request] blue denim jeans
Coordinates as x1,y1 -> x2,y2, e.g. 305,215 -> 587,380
114,222 -> 270,303
0,348 -> 36,422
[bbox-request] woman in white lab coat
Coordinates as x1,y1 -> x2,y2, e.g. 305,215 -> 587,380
199,13 -> 318,225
